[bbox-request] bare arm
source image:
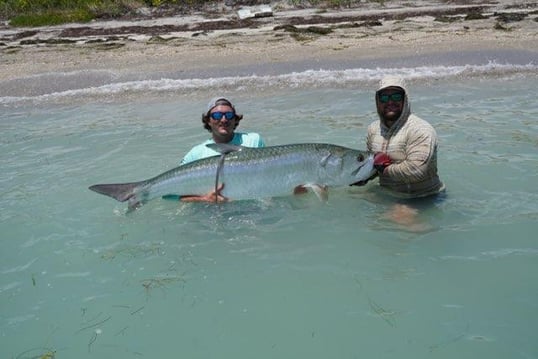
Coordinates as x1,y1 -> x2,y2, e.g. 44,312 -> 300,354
179,183 -> 228,203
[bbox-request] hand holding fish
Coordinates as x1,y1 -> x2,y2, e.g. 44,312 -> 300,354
373,152 -> 392,174
180,183 -> 228,203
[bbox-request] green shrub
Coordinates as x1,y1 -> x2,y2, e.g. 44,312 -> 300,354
10,9 -> 94,26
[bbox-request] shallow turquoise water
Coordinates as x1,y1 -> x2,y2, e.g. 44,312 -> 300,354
1,69 -> 537,358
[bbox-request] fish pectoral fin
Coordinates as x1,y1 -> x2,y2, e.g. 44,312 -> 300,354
162,194 -> 181,201
206,143 -> 243,154
319,153 -> 332,167
303,184 -> 329,202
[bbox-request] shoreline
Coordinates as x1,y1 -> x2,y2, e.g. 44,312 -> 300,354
1,1 -> 537,83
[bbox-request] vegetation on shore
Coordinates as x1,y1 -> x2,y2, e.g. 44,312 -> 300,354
0,0 -> 379,27
1,0 -> 210,26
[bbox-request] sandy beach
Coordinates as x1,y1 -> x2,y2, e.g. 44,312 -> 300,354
1,0 -> 537,82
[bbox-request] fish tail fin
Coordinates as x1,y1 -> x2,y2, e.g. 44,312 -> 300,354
89,182 -> 142,203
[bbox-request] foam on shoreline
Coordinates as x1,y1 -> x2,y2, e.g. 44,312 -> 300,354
2,51 -> 536,104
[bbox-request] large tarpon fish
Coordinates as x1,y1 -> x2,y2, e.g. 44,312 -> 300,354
89,143 -> 375,209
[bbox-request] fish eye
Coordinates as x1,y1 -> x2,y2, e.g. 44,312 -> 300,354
356,154 -> 364,162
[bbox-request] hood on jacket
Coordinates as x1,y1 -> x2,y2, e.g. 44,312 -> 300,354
376,75 -> 408,94
375,75 -> 411,129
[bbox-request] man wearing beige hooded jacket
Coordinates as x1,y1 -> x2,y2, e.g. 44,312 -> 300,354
366,75 -> 445,198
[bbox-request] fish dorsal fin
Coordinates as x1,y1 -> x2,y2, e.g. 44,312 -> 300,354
206,143 -> 243,154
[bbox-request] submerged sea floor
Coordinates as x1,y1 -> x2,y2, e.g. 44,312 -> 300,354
1,69 -> 537,358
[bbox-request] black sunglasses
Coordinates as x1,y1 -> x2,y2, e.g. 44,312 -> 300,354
209,111 -> 235,121
378,92 -> 404,103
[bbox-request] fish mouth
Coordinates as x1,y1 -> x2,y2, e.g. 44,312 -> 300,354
350,170 -> 377,186
350,177 -> 373,186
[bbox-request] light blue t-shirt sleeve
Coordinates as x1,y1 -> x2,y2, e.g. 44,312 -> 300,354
180,140 -> 219,165
180,133 -> 266,165
232,132 -> 265,148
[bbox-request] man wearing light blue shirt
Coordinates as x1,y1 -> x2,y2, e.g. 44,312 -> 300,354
177,97 -> 265,202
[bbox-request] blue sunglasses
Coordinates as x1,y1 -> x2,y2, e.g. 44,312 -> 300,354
210,111 -> 235,121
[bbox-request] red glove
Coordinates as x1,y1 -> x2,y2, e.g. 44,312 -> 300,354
373,152 -> 392,173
